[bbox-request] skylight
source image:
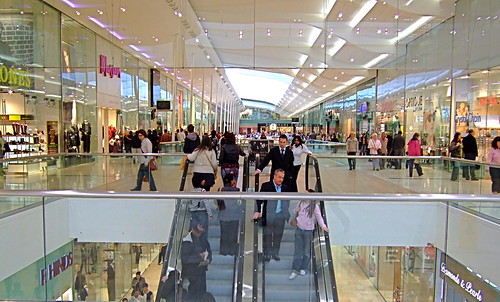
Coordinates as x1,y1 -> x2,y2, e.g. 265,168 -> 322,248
225,69 -> 294,106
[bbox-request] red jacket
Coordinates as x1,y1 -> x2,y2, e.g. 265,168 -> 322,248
407,138 -> 421,156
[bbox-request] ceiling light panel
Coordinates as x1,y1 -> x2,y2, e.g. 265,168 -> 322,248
349,0 -> 377,28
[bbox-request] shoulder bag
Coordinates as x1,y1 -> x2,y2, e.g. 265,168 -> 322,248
290,213 -> 298,227
204,151 -> 218,180
149,157 -> 157,171
180,155 -> 187,170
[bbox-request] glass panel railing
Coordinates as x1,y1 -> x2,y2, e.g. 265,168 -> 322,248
0,153 -> 186,192
0,192 -> 498,302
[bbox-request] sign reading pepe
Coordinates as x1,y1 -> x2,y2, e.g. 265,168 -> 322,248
439,254 -> 499,302
99,55 -> 121,78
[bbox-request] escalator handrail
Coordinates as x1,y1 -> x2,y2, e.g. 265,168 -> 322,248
232,156 -> 249,301
179,158 -> 191,191
252,155 -> 262,301
306,154 -> 339,302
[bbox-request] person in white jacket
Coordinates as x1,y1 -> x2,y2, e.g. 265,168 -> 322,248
289,135 -> 312,192
187,136 -> 218,191
130,129 -> 157,191
368,133 -> 382,171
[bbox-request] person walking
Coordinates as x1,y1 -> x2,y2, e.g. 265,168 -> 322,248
359,133 -> 368,156
187,136 -> 218,191
407,133 -> 423,177
346,133 -> 358,170
131,131 -> 142,164
255,134 -> 294,187
380,132 -> 389,169
253,169 -> 290,262
289,135 -> 312,192
449,132 -> 463,181
130,129 -> 157,191
368,133 -> 381,171
392,131 -> 406,169
219,132 -> 246,182
462,129 -> 479,180
289,189 -> 329,280
487,136 -> 500,194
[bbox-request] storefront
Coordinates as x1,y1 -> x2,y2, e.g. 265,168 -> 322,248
435,251 -> 499,302
0,241 -> 74,300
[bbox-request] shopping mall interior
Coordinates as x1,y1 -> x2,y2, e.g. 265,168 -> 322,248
0,0 -> 498,301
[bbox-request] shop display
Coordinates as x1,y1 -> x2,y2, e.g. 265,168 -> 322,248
66,124 -> 81,153
2,135 -> 42,158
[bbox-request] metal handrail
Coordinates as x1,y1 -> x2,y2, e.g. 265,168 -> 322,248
3,190 -> 499,202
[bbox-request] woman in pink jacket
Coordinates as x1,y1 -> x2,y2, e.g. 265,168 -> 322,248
289,190 -> 329,280
407,133 -> 423,177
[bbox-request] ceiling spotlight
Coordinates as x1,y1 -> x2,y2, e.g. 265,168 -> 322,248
97,9 -> 103,15
120,7 -> 126,12
267,29 -> 271,36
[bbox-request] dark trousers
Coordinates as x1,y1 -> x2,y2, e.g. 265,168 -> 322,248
347,152 -> 356,169
263,217 -> 286,257
107,281 -> 115,301
82,134 -> 90,153
185,269 -> 207,300
451,160 -> 460,181
158,245 -> 167,264
219,220 -> 239,256
463,153 -> 477,179
290,165 -> 301,192
292,228 -> 313,272
409,159 -> 422,177
134,163 -> 157,191
393,149 -> 405,169
490,168 -> 500,193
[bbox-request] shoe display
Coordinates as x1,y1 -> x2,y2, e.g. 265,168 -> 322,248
300,270 -> 306,276
289,272 -> 298,280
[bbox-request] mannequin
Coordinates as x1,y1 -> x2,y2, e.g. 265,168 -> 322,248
80,120 -> 91,153
68,123 -> 80,152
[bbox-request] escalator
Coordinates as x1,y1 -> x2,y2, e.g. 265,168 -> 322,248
252,155 -> 339,301
156,153 -> 336,301
156,156 -> 249,302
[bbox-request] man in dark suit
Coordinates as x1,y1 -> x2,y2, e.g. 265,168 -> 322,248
255,134 -> 294,187
253,169 -> 290,262
462,129 -> 479,180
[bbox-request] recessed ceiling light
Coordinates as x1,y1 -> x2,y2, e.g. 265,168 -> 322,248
120,7 -> 126,12
75,10 -> 80,15
97,9 -> 103,15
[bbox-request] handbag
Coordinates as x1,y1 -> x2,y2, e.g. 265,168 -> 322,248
180,156 -> 187,170
290,214 -> 298,227
149,158 -> 157,171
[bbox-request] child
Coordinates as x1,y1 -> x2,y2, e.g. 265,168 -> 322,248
216,174 -> 242,256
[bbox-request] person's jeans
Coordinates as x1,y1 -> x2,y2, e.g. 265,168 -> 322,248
292,228 -> 314,272
490,168 -> 500,193
409,159 -> 423,177
347,152 -> 356,169
451,160 -> 460,181
371,156 -> 380,170
134,163 -> 157,191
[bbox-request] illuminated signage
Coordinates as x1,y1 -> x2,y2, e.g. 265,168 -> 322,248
0,65 -> 31,88
99,55 -> 121,78
39,252 -> 73,286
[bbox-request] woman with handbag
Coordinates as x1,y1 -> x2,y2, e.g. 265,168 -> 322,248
368,133 -> 382,171
408,133 -> 424,177
219,132 -> 246,182
188,136 -> 218,191
289,135 -> 312,192
289,189 -> 329,280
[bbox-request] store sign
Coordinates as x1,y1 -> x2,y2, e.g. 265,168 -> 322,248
99,55 -> 121,78
455,112 -> 481,124
39,252 -> 73,286
439,255 -> 499,302
405,96 -> 424,111
0,65 -> 31,88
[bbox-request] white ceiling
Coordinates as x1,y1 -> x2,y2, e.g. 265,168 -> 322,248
41,0 -> 456,116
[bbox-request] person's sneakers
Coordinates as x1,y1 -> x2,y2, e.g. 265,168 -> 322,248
300,270 -> 307,276
272,255 -> 281,261
471,178 -> 479,181
130,188 -> 140,191
289,272 -> 298,280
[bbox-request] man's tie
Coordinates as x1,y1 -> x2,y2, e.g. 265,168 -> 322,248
281,149 -> 284,158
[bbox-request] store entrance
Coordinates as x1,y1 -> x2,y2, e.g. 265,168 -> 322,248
98,107 -> 121,153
